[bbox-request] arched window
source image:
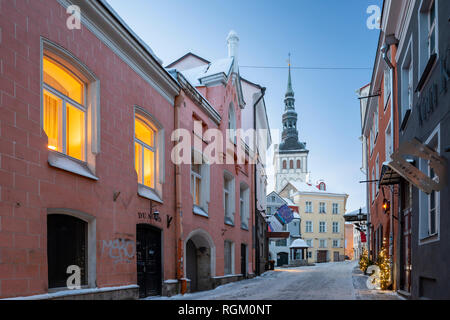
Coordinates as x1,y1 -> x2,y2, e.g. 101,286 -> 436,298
47,214 -> 87,288
41,39 -> 100,180
135,114 -> 157,189
290,160 -> 294,169
43,56 -> 86,160
228,103 -> 236,143
297,159 -> 301,169
282,160 -> 287,169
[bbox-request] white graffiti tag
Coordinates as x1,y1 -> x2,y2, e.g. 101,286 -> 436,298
102,239 -> 136,264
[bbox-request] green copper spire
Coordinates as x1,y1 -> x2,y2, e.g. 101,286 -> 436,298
285,53 -> 294,98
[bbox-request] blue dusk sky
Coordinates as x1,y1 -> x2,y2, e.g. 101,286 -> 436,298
106,0 -> 383,212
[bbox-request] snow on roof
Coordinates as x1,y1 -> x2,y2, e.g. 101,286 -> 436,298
344,207 -> 368,216
288,180 -> 346,195
290,239 -> 310,248
282,197 -> 296,206
293,212 -> 301,219
180,57 -> 234,87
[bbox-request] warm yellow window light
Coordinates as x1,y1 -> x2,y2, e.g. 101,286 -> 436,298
42,55 -> 86,161
43,90 -> 62,152
135,116 -> 155,189
66,103 -> 85,160
43,57 -> 83,105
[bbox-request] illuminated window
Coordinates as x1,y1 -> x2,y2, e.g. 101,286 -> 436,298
191,154 -> 202,206
43,56 -> 86,161
135,115 -> 156,189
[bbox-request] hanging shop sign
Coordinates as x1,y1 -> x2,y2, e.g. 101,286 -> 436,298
388,138 -> 447,194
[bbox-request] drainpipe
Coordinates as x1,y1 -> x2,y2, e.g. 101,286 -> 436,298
253,87 -> 266,276
174,92 -> 186,294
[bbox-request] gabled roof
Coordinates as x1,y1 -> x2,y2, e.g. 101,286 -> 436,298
165,52 -> 210,69
180,57 -> 234,87
266,191 -> 287,204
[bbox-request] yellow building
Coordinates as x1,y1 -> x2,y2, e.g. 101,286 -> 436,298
279,180 -> 348,263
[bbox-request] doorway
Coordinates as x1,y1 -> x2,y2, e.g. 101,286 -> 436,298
240,244 -> 247,277
317,250 -> 328,263
136,224 -> 162,298
277,252 -> 288,266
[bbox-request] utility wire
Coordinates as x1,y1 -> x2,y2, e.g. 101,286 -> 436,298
239,65 -> 371,70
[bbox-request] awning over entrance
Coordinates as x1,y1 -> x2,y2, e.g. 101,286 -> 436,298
267,232 -> 290,239
379,161 -> 404,186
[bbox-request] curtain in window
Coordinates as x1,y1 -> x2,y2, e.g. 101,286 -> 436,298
44,91 -> 61,151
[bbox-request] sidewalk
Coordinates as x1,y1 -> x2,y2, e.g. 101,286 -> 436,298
352,266 -> 404,300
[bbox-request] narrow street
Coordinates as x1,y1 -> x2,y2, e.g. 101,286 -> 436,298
148,261 -> 402,300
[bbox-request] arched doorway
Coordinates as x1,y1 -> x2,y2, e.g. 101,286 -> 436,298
136,224 -> 162,298
185,229 -> 215,292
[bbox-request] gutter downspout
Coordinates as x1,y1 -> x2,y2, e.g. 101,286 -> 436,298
174,93 -> 186,294
253,87 -> 266,276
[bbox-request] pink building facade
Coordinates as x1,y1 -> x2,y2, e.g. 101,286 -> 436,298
168,46 -> 256,292
0,0 -> 261,299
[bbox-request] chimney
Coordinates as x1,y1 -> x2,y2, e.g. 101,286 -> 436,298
227,30 -> 239,68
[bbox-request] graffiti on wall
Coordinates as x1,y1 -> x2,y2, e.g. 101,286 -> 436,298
102,238 -> 136,264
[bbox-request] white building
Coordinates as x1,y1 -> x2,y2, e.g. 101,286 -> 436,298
266,191 -> 302,266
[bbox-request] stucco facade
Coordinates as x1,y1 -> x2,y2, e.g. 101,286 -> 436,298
280,182 -> 348,263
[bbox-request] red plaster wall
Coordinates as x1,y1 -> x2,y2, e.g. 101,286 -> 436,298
0,0 -> 177,298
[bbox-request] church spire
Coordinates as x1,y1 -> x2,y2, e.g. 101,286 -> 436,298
279,53 -> 306,151
286,53 -> 294,98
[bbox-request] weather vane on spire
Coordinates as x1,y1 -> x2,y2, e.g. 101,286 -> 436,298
287,53 -> 291,67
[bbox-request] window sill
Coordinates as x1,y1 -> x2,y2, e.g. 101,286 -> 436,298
193,205 -> 208,218
241,225 -> 249,231
48,151 -> 98,180
224,220 -> 235,227
419,233 -> 439,245
137,185 -> 163,203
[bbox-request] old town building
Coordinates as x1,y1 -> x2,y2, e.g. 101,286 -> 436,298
360,0 -> 450,299
0,0 -> 269,299
279,181 -> 348,263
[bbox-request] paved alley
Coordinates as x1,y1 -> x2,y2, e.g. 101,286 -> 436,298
146,261 -> 402,300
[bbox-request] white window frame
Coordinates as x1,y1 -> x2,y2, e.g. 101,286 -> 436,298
400,36 -> 414,124
332,203 -> 339,214
319,202 -> 326,214
332,239 -> 340,248
306,221 -> 313,233
419,124 -> 440,245
305,201 -> 312,213
385,121 -> 393,160
135,107 -> 165,203
418,0 -> 439,82
319,239 -> 327,248
332,222 -> 339,233
41,39 -> 100,180
191,149 -> 210,216
319,221 -> 326,233
224,171 -> 235,225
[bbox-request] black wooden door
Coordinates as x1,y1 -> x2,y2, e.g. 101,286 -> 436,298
240,244 -> 247,276
136,225 -> 161,298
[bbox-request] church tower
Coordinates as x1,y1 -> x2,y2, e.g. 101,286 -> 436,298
274,56 -> 309,192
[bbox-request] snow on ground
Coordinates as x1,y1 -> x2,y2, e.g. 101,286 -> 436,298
145,261 -> 399,300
